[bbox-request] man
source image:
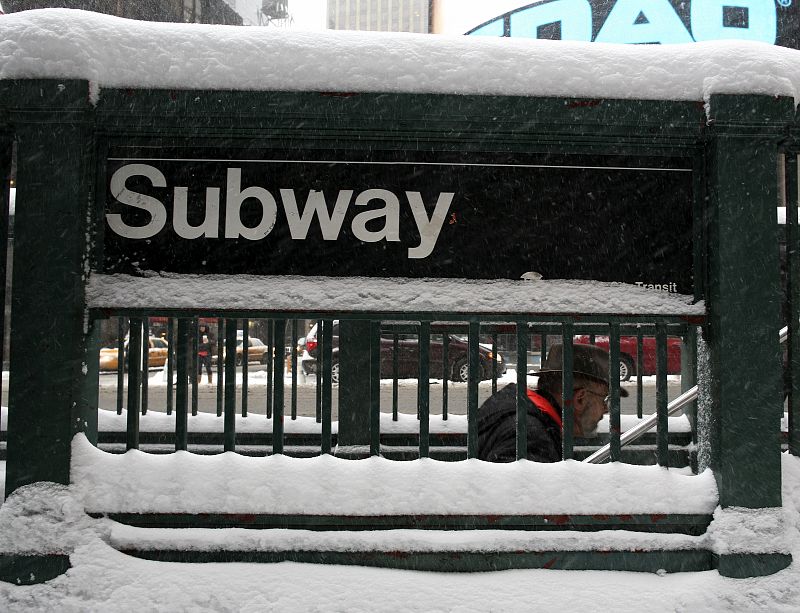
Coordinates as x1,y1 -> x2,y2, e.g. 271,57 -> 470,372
477,343 -> 627,463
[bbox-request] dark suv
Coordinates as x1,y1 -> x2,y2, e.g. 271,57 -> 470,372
301,322 -> 505,384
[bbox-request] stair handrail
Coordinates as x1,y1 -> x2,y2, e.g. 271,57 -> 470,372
583,326 -> 789,464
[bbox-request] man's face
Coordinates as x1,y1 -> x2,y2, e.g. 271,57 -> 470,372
573,383 -> 609,437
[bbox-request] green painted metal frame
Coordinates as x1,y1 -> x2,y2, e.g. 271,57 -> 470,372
0,79 -> 793,579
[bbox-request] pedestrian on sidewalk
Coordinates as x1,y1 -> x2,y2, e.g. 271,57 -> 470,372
477,343 -> 626,462
197,324 -> 214,384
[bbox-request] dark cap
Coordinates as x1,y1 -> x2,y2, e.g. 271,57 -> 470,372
535,343 -> 628,397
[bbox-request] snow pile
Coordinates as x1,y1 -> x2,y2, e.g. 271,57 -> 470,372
87,273 -> 704,316
108,523 -> 701,554
706,506 -> 792,555
0,483 -> 109,556
0,455 -> 797,610
0,9 -> 798,104
70,434 -> 716,515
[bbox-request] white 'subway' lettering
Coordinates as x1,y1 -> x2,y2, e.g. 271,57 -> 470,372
107,164 -> 455,259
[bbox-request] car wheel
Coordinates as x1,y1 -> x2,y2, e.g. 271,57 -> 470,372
330,361 -> 340,385
452,358 -> 470,383
235,355 -> 243,367
260,352 -> 269,365
619,355 -> 634,382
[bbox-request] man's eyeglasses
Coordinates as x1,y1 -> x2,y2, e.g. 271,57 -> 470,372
582,389 -> 610,406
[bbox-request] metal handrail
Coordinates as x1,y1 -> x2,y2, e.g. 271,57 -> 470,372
583,325 -> 789,464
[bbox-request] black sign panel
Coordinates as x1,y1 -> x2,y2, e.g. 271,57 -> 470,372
103,150 -> 694,293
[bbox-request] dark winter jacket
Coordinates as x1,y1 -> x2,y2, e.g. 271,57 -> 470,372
477,383 -> 562,463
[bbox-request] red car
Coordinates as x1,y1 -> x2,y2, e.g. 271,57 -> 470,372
573,335 -> 682,381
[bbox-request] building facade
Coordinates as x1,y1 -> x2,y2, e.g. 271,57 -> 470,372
327,0 -> 430,33
5,0 -> 243,24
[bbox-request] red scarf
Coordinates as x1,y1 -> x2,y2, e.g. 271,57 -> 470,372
526,389 -> 563,429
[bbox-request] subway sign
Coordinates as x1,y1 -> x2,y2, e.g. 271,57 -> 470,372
102,149 -> 694,294
467,0 -> 798,48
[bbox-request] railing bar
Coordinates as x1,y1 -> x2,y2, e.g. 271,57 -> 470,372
656,323 -> 669,467
539,333 -> 547,366
315,319 -> 322,424
392,333 -> 399,421
241,320 -> 249,418
787,153 -> 800,455
419,321 -> 430,458
467,321 -> 480,458
370,320 -> 381,456
441,332 -> 449,420
0,166 -> 8,421
609,322 -> 621,462
216,318 -> 224,418
321,318 -> 333,454
272,318 -> 286,454
166,317 -> 175,416
126,317 -> 142,450
636,328 -> 644,419
291,319 -> 298,420
516,321 -> 528,461
266,319 -> 273,419
191,316 -> 198,417
141,317 -> 149,415
491,332 -> 498,394
224,319 -> 237,452
561,322 -> 574,460
116,316 -> 125,415
175,318 -> 190,452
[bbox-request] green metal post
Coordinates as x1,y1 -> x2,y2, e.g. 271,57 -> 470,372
141,318 -> 149,415
392,333 -> 400,421
216,318 -> 224,418
636,329 -> 644,418
272,319 -> 286,454
338,320 -> 371,457
370,321 -> 381,455
6,81 -> 96,494
166,317 -> 174,416
656,324 -> 669,467
441,332 -> 449,420
126,318 -> 142,450
786,153 -> 800,455
467,321 -> 480,458
241,320 -> 249,418
561,323 -> 574,460
321,319 -> 333,454
703,94 -> 791,576
224,319 -> 237,451
265,319 -> 272,419
681,326 -> 698,439
516,322 -> 528,461
418,321 -> 431,458
175,318 -> 190,451
609,323 -> 621,462
291,319 -> 298,420
117,317 -> 125,415
191,316 -> 198,416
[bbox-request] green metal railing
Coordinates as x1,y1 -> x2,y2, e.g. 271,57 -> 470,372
99,313 -> 693,466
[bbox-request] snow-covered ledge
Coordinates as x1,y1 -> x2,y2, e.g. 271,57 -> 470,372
0,9 -> 799,105
70,435 -> 716,515
87,273 -> 704,316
